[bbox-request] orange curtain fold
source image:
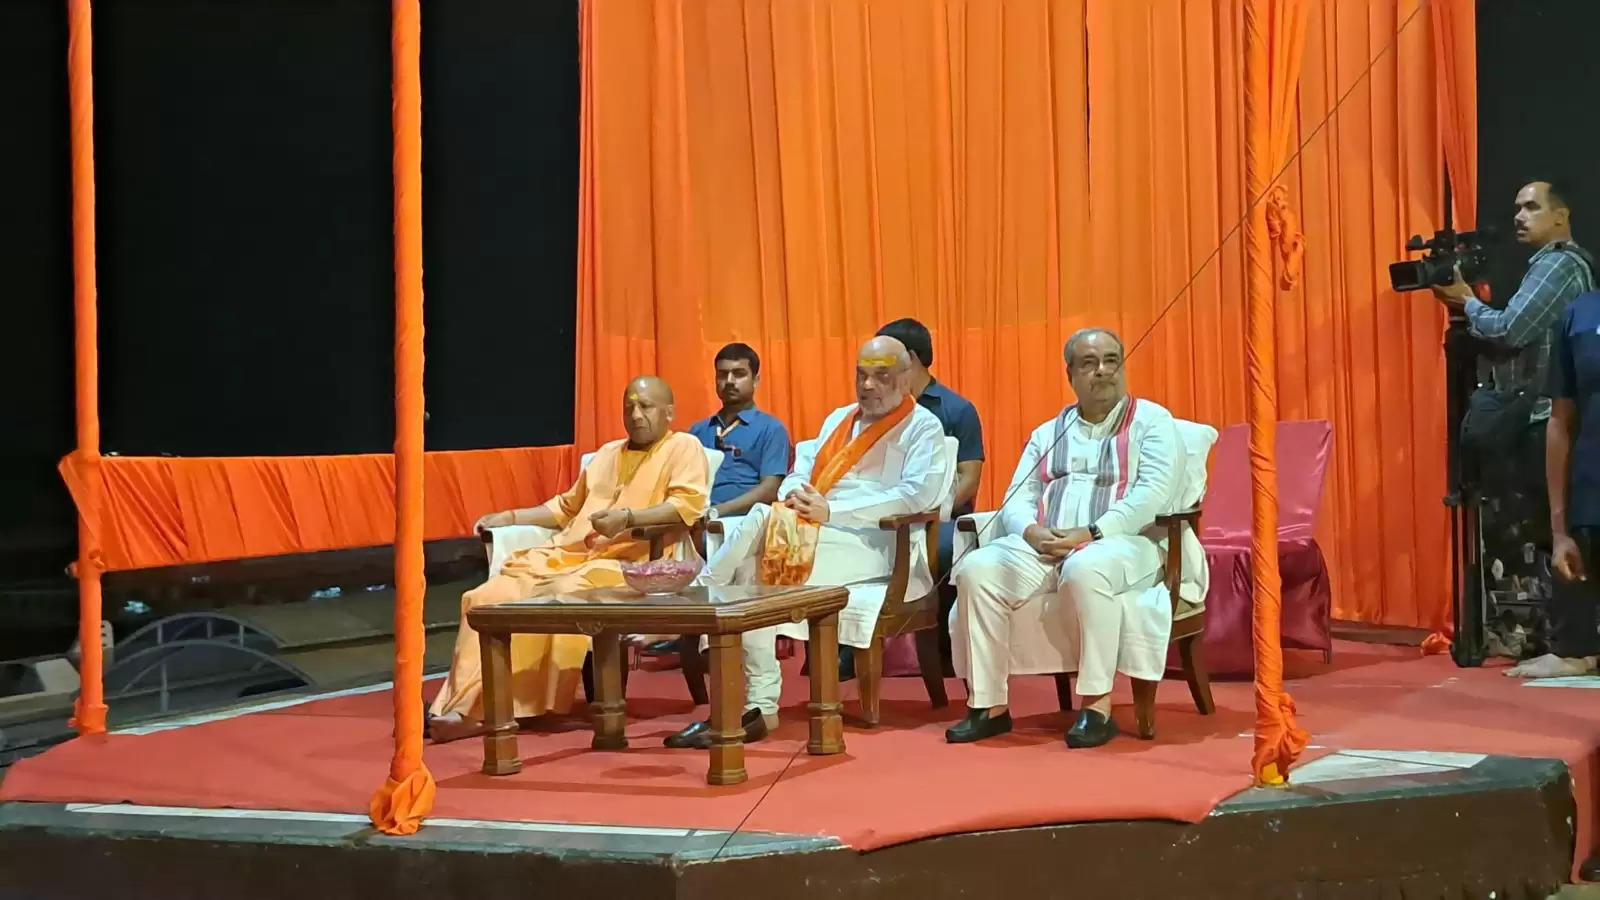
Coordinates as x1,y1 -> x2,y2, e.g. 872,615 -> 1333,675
1430,0 -> 1477,232
576,0 -> 1461,634
1426,0 -> 1476,651
58,448 -> 575,573
370,0 -> 435,837
67,0 -> 106,737
1242,0 -> 1312,786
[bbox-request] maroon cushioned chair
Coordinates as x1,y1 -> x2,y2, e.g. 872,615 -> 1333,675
1180,419 -> 1334,675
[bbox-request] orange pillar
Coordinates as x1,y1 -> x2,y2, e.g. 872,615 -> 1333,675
67,0 -> 107,737
1242,0 -> 1311,787
368,0 -> 436,835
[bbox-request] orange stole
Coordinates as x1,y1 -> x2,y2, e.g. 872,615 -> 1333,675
758,395 -> 915,585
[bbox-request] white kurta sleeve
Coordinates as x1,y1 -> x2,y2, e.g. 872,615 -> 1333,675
1093,412 -> 1179,538
781,409 -> 838,500
998,425 -> 1049,538
826,414 -> 949,528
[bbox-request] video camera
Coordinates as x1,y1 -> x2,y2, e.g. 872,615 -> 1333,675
1388,227 -> 1492,292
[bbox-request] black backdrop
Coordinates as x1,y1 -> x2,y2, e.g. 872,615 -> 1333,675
0,0 -> 577,577
1476,0 -> 1600,300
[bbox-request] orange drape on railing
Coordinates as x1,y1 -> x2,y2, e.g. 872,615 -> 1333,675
57,448 -> 574,573
66,0 -> 106,737
369,0 -> 435,836
1242,0 -> 1312,786
574,0 -> 1460,632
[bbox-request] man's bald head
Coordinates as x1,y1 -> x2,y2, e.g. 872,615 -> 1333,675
621,375 -> 675,447
625,375 -> 674,405
855,336 -> 911,418
858,335 -> 912,371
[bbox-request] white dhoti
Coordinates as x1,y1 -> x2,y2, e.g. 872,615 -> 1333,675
702,504 -> 926,715
951,532 -> 1168,706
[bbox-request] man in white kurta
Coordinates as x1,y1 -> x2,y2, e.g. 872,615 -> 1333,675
664,336 -> 950,748
948,328 -> 1186,748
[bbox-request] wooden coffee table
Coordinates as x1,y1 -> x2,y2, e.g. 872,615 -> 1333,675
465,583 -> 850,786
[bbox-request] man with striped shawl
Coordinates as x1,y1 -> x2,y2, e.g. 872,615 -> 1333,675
947,329 -> 1183,748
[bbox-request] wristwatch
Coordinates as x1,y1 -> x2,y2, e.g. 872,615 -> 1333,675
706,507 -> 720,522
1087,523 -> 1103,541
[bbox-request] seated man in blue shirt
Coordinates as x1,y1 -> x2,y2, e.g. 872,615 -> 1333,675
1508,291 -> 1600,680
875,318 -> 985,674
687,342 -> 793,519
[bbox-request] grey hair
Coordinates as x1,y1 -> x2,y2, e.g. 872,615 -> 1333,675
1063,328 -> 1125,365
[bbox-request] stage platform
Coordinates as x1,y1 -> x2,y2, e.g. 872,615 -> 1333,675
1,641 -> 1597,898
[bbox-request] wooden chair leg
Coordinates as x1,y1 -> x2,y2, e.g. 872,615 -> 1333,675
1053,673 -> 1074,712
1177,634 -> 1215,715
913,628 -> 948,709
858,638 -> 885,727
1131,679 -> 1157,740
679,634 -> 709,706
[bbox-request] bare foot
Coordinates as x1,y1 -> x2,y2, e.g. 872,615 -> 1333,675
1504,653 -> 1594,679
427,711 -> 487,743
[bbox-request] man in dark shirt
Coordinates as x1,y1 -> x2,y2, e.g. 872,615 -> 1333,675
687,343 -> 792,519
1507,292 -> 1600,679
876,318 -> 985,672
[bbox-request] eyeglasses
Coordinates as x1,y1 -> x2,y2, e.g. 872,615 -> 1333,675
1071,355 -> 1123,375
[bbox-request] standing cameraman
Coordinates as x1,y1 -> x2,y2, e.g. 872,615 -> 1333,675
1434,181 -> 1596,664
1434,180 -> 1595,426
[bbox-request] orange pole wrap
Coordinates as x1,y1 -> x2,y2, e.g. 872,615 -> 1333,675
1242,0 -> 1311,787
369,0 -> 436,835
67,0 -> 106,737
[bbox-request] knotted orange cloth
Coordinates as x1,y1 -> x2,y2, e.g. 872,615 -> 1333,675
759,395 -> 914,586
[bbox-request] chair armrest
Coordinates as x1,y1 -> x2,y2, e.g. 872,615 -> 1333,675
705,518 -> 725,536
629,519 -> 707,560
877,511 -> 938,531
1153,507 -> 1200,614
1154,506 -> 1202,528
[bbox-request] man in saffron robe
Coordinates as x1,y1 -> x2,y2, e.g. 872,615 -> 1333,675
664,336 -> 951,748
947,329 -> 1188,748
427,376 -> 709,743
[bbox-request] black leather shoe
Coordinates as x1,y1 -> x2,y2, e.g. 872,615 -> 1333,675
1065,708 -> 1119,748
664,719 -> 711,748
1580,855 -> 1600,882
945,708 -> 1012,743
664,709 -> 769,749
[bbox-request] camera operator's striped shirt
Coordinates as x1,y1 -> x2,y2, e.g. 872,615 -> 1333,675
1467,238 -> 1597,419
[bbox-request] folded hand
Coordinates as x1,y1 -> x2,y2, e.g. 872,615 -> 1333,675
589,508 -> 632,538
785,483 -> 831,523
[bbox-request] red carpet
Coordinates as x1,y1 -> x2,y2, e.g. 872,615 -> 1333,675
5,642 -> 1600,863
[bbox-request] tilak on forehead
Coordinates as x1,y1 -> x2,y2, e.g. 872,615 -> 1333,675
857,354 -> 899,368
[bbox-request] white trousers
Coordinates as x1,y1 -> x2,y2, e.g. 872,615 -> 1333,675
701,504 -> 894,715
952,533 -> 1164,707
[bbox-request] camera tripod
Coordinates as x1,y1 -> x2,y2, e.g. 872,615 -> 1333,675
1444,316 -> 1488,667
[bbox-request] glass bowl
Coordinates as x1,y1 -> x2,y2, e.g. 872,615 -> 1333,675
620,559 -> 700,595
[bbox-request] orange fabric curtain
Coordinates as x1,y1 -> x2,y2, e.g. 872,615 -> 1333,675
370,0 -> 435,836
1431,0 -> 1476,231
575,0 -> 1459,631
57,447 -> 575,573
1242,0 -> 1312,785
67,0 -> 106,736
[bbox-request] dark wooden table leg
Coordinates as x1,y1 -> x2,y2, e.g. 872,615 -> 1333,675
806,614 -> 845,755
479,628 -> 522,775
590,631 -> 628,750
705,632 -> 747,785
